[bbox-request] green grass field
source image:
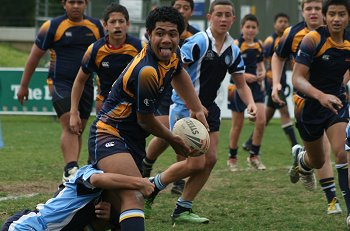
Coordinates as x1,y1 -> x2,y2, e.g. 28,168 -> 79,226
0,115 -> 347,230
0,42 -> 347,230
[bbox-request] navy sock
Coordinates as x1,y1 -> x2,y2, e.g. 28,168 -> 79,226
249,144 -> 260,157
319,177 -> 337,204
143,157 -> 156,168
282,124 -> 298,147
173,197 -> 192,215
64,161 -> 78,172
228,148 -> 238,159
298,152 -> 312,172
119,209 -> 144,231
245,133 -> 253,146
336,164 -> 350,214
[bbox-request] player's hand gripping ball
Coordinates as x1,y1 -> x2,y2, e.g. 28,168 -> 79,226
172,117 -> 210,157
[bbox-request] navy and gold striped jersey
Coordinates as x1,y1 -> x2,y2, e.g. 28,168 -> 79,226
35,14 -> 104,84
81,34 -> 145,99
275,21 -> 310,65
234,35 -> 263,76
95,46 -> 182,141
263,32 -> 287,84
295,26 -> 350,96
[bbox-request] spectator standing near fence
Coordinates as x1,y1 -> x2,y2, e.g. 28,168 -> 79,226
16,0 -> 104,182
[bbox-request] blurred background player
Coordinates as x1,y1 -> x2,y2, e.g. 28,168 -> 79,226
144,0 -> 257,224
16,0 -> 105,182
227,14 -> 266,171
70,3 -> 145,135
291,0 -> 350,226
87,6 -> 208,231
1,164 -> 154,231
141,0 -> 200,195
242,13 -> 298,154
272,0 -> 344,215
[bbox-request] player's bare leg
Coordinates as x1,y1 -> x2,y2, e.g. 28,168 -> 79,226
228,111 -> 244,171
248,103 -> 266,170
142,115 -> 170,177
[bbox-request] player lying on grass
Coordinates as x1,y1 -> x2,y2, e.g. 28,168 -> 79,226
1,165 -> 154,231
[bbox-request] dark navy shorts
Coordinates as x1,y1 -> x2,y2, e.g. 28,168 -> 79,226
88,121 -> 146,172
266,89 -> 288,109
52,81 -> 93,119
294,95 -> 349,142
228,82 -> 265,112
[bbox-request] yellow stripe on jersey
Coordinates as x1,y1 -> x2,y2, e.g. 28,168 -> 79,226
54,19 -> 102,42
316,37 -> 350,58
82,44 -> 94,65
291,28 -> 310,54
96,120 -> 122,138
263,36 -> 274,48
293,94 -> 305,120
38,21 -> 51,35
158,52 -> 180,78
95,43 -> 141,68
121,48 -> 148,97
239,41 -> 263,54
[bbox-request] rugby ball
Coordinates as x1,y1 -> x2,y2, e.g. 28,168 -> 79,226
172,117 -> 210,157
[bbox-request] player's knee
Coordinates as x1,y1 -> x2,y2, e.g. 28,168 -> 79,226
312,157 -> 326,169
333,150 -> 347,164
205,153 -> 217,170
187,157 -> 206,172
119,190 -> 144,208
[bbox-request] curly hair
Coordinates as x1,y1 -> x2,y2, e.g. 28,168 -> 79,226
145,6 -> 185,35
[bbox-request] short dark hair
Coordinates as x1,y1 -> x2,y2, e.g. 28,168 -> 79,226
171,0 -> 194,10
241,14 -> 259,27
322,0 -> 350,15
145,6 -> 185,35
209,0 -> 235,15
274,13 -> 289,23
103,3 -> 129,22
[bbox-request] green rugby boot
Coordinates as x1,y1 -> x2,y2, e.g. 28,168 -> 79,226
171,210 -> 209,226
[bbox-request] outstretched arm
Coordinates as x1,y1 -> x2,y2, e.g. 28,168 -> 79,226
292,63 -> 342,114
70,68 -> 90,135
271,53 -> 287,105
233,73 -> 257,121
90,173 -> 155,197
17,44 -> 46,105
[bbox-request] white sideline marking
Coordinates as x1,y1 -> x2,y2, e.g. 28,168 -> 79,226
0,193 -> 38,202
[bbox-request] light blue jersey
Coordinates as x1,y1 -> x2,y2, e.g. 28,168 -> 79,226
7,165 -> 103,231
172,28 -> 245,107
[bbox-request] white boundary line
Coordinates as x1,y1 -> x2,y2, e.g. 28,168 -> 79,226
0,193 -> 38,202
